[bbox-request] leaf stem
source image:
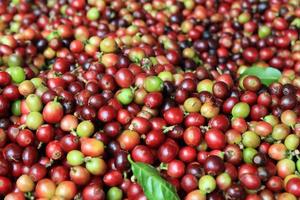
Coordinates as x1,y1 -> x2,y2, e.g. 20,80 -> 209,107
127,154 -> 134,164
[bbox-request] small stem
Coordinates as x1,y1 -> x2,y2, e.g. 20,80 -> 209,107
53,71 -> 62,77
158,162 -> 168,170
216,67 -> 223,75
258,185 -> 266,191
163,125 -> 175,133
238,143 -> 244,150
123,172 -> 128,179
74,193 -> 82,200
45,159 -> 54,168
97,52 -> 103,61
200,126 -> 210,132
219,151 -> 225,159
70,129 -> 77,136
132,57 -> 139,64
141,58 -> 152,70
291,125 -> 295,130
130,86 -> 138,93
287,150 -> 294,160
53,96 -> 58,102
184,111 -> 189,116
141,134 -> 146,139
37,142 -> 43,149
130,175 -> 136,182
18,124 -> 27,130
293,150 -> 300,160
127,155 -> 134,164
83,39 -> 89,45
84,156 -> 92,162
25,192 -> 34,200
128,124 -> 134,131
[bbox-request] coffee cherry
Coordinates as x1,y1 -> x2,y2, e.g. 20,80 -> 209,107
198,175 -> 216,194
232,102 -> 250,118
243,75 -> 262,92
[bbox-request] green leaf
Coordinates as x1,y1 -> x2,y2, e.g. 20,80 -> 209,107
128,156 -> 180,200
240,66 -> 281,86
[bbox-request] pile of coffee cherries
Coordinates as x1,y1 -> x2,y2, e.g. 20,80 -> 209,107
0,0 -> 299,199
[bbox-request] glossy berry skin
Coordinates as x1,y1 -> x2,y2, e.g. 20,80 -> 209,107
53,58 -> 70,73
204,155 -> 225,176
225,184 -> 246,200
98,105 -> 117,122
145,130 -> 165,148
144,92 -> 163,108
266,176 -> 283,192
0,96 -> 10,118
22,146 -> 38,166
3,143 -> 22,162
232,102 -> 250,119
50,166 -> 69,184
42,101 -> 64,123
179,146 -> 197,163
286,178 -> 300,197
181,174 -> 198,193
240,173 -> 261,190
184,113 -> 205,127
35,178 -> 56,199
103,170 -> 123,187
55,181 -> 77,199
60,134 -> 80,152
80,138 -> 104,157
0,176 -> 12,195
117,130 -> 140,151
46,140 -> 63,160
36,124 -> 55,143
4,192 -> 25,200
16,129 -> 34,147
29,164 -> 47,182
183,126 -> 202,147
115,68 -> 134,88
223,97 -> 239,114
0,155 -> 10,176
0,72 -> 11,87
208,115 -> 230,132
130,117 -> 151,135
70,166 -> 90,186
205,128 -> 226,150
158,139 -> 179,163
132,145 -> 154,164
143,76 -> 163,92
243,47 -> 258,63
163,108 -> 184,125
167,160 -> 185,178
213,81 -> 229,99
82,184 -> 105,200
